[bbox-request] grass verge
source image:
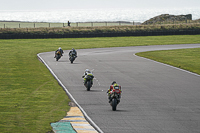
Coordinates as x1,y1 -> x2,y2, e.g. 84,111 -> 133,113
0,35 -> 200,132
136,48 -> 200,75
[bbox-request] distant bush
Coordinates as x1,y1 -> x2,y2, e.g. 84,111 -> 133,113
0,23 -> 200,39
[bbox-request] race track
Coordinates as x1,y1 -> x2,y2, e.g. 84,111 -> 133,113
39,44 -> 200,133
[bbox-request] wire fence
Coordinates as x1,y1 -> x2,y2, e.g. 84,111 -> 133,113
0,21 -> 141,28
1,20 -> 200,29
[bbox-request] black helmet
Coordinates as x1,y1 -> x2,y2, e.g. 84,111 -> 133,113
112,81 -> 116,85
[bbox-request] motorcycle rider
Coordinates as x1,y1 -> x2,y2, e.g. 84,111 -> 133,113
69,48 -> 77,58
107,81 -> 122,103
82,69 -> 94,85
54,47 -> 64,57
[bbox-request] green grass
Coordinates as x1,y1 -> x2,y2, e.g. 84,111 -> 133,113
0,35 -> 200,132
136,48 -> 200,75
0,40 -> 72,133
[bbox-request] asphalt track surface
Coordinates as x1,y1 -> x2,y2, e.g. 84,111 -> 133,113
39,44 -> 200,133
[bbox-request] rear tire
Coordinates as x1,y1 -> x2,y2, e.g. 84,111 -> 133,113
56,55 -> 60,61
87,81 -> 91,91
112,98 -> 117,111
70,57 -> 75,64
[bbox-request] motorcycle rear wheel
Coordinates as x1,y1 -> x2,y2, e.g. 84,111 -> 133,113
112,98 -> 117,111
70,57 -> 75,64
87,81 -> 91,91
56,55 -> 60,61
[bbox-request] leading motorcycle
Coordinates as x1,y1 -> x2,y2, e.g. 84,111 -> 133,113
109,87 -> 121,111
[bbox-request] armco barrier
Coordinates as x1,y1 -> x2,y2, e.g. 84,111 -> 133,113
0,30 -> 200,39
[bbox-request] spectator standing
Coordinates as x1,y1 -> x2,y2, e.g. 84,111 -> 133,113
68,21 -> 70,27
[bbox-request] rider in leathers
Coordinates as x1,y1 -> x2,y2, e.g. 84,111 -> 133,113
69,48 -> 77,58
55,47 -> 64,57
107,81 -> 122,103
82,69 -> 94,85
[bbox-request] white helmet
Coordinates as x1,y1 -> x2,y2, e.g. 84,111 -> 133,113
85,69 -> 89,72
59,47 -> 61,50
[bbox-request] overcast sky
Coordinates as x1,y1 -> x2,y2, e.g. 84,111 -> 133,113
1,0 -> 200,10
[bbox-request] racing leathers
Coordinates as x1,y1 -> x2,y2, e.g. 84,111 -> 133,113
107,83 -> 122,103
69,49 -> 77,58
55,47 -> 64,57
82,71 -> 94,85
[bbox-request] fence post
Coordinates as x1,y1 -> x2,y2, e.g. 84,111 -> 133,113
34,23 -> 35,28
63,23 -> 64,27
4,24 -> 5,28
91,22 -> 93,27
19,24 -> 20,28
49,23 -> 50,27
76,22 -> 78,27
106,22 -> 107,26
133,21 -> 134,25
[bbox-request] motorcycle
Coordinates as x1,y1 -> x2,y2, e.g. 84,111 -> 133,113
69,53 -> 76,63
109,87 -> 121,111
83,75 -> 94,91
55,51 -> 62,61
